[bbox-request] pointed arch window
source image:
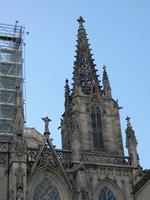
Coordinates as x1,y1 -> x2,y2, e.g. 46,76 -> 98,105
33,177 -> 60,200
98,186 -> 116,200
91,107 -> 104,150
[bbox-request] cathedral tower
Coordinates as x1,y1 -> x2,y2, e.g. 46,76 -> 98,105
62,16 -> 124,157
61,17 -> 140,200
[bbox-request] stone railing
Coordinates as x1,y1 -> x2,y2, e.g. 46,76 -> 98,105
56,149 -> 72,168
80,152 -> 131,167
27,149 -> 131,171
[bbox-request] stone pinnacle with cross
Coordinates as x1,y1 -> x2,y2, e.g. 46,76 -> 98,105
126,116 -> 131,128
42,116 -> 51,135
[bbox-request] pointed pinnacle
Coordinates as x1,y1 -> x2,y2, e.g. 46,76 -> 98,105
65,78 -> 70,106
103,65 -> 108,79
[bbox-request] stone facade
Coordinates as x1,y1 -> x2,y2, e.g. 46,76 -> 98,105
133,170 -> 150,200
0,17 -> 146,200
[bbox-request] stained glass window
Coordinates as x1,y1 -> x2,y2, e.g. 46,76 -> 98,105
91,107 -> 104,149
33,177 -> 60,200
98,186 -> 116,200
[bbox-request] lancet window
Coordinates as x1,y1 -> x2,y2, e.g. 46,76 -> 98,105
91,106 -> 104,150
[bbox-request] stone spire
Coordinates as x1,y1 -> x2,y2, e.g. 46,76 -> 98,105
73,16 -> 101,95
103,65 -> 112,98
12,86 -> 25,136
125,116 -> 139,167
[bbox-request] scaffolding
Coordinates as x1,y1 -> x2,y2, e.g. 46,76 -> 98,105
0,22 -> 25,134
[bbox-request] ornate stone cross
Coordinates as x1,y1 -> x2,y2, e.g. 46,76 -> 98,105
42,116 -> 51,135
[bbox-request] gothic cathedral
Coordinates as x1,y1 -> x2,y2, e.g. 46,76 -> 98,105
0,17 -> 143,200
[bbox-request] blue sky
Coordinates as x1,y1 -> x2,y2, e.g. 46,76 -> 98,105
0,0 -> 150,168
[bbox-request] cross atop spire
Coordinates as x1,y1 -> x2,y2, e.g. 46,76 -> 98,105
125,116 -> 136,138
77,16 -> 85,24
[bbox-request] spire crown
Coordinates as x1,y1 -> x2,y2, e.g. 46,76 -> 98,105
77,16 -> 85,33
72,17 -> 101,95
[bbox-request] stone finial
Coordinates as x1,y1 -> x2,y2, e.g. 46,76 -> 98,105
126,116 -> 132,128
42,116 -> 51,136
125,116 -> 139,166
103,65 -> 108,79
103,65 -> 112,98
77,16 -> 85,24
64,79 -> 70,107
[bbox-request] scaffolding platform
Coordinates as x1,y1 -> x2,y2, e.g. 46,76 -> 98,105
0,22 -> 25,134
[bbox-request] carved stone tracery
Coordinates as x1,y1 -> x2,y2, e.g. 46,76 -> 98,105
37,142 -> 56,169
33,177 -> 60,200
14,138 -> 26,161
98,186 -> 116,200
15,166 -> 25,200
